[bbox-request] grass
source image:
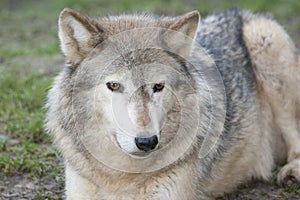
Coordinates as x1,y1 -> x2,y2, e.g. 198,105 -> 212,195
0,0 -> 300,199
0,66 -> 59,180
0,67 -> 52,142
0,139 -> 58,176
0,65 -> 63,198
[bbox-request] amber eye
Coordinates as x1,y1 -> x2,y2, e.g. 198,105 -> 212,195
153,83 -> 165,93
106,81 -> 121,91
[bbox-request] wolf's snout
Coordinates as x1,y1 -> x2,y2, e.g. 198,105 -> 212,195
135,135 -> 158,152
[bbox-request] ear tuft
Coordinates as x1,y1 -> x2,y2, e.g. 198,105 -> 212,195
169,11 -> 200,40
163,11 -> 200,59
58,8 -> 104,65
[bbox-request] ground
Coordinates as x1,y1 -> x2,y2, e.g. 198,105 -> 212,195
0,0 -> 300,199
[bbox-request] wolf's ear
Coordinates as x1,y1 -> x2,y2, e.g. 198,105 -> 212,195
169,11 -> 200,39
163,11 -> 200,58
58,8 -> 104,65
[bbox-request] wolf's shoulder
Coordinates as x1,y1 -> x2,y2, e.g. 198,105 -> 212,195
195,9 -> 258,130
196,8 -> 249,55
195,9 -> 255,83
195,8 -> 272,59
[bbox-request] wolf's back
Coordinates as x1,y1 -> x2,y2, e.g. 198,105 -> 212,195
195,9 -> 257,141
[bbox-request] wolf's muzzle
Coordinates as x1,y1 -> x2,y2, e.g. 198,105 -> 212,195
135,135 -> 158,152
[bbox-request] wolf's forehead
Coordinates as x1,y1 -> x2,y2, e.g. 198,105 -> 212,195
96,14 -> 171,34
98,47 -> 182,86
130,66 -> 147,86
109,63 -> 151,87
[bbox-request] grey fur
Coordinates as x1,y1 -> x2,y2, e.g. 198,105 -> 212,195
45,8 -> 300,199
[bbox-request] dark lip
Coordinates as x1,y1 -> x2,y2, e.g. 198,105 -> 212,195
109,131 -> 121,148
130,151 -> 153,159
131,152 -> 150,156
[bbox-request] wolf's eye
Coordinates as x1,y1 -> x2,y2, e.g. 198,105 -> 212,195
153,83 -> 165,93
106,81 -> 121,92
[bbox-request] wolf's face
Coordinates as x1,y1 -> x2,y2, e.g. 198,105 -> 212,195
57,9 -> 201,160
95,51 -> 187,158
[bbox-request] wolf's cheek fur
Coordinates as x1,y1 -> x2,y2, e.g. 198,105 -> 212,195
93,85 -> 137,153
151,90 -> 181,146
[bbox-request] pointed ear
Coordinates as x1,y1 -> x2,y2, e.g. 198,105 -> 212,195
58,8 -> 104,65
169,11 -> 200,39
163,11 -> 200,58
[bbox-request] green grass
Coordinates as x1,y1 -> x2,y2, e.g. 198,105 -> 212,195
282,183 -> 300,195
0,66 -> 58,176
0,66 -> 62,198
0,67 -> 52,142
1,0 -> 300,60
0,139 -> 59,176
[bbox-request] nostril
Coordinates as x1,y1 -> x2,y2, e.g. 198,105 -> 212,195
135,135 -> 158,152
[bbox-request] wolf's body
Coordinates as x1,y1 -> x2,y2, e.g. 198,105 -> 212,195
46,8 -> 300,199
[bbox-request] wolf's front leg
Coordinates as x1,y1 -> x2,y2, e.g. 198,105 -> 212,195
276,113 -> 300,185
65,164 -> 98,200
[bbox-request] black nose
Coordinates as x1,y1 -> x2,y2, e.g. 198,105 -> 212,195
135,135 -> 158,152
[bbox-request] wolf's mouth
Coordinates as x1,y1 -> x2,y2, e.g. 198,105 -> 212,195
109,130 -> 158,159
109,131 -> 121,148
130,152 -> 152,159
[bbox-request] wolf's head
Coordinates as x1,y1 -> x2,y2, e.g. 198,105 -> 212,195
51,8 -> 219,171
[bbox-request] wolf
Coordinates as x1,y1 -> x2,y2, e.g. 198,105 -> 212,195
45,7 -> 300,199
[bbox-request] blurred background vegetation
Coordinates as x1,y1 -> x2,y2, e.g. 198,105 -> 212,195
0,0 -> 299,199
0,0 -> 300,59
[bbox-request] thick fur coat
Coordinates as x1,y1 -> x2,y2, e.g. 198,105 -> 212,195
45,8 -> 300,199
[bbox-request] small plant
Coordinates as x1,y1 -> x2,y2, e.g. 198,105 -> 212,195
0,138 -> 58,176
0,68 -> 52,142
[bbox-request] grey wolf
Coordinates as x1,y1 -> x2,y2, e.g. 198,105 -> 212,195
45,8 -> 300,199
